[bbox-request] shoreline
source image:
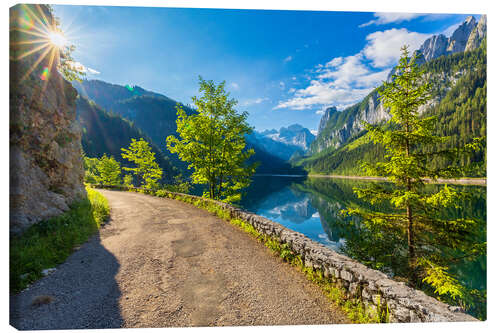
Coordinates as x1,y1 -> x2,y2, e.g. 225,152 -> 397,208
254,173 -> 486,186
309,174 -> 486,186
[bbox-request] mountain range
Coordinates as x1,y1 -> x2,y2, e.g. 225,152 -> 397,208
247,124 -> 315,161
300,15 -> 486,177
73,15 -> 486,179
310,15 -> 486,154
73,79 -> 305,175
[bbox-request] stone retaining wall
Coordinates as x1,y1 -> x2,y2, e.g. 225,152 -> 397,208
94,185 -> 477,323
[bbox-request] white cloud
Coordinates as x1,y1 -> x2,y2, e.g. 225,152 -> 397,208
362,28 -> 430,67
274,79 -> 372,110
318,54 -> 370,87
360,12 -> 425,27
315,110 -> 324,115
288,88 -> 296,93
279,81 -> 285,90
87,67 -> 100,75
284,55 -> 293,63
66,61 -> 100,75
274,52 -> 390,111
274,27 -> 428,111
230,82 -> 240,90
310,129 -> 318,136
325,57 -> 343,68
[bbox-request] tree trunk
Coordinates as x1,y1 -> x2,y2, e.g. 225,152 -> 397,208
407,204 -> 417,287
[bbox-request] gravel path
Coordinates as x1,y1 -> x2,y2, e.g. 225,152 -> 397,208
10,189 -> 349,329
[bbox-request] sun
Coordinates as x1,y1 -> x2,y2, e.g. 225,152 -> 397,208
10,4 -> 79,83
48,31 -> 68,49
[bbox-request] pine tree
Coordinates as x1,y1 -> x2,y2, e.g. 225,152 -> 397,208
344,46 -> 485,311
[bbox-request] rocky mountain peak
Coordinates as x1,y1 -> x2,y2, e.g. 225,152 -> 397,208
416,15 -> 484,65
318,106 -> 337,133
417,34 -> 448,62
447,16 -> 477,53
466,15 -> 487,51
311,14 -> 486,156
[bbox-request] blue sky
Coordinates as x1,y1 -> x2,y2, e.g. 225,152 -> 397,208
53,5 -> 478,133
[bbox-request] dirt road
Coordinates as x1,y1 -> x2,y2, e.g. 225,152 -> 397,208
10,189 -> 348,329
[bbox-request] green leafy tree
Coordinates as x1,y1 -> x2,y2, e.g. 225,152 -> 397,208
123,174 -> 134,188
121,138 -> 163,189
83,155 -> 100,184
344,46 -> 485,314
96,154 -> 122,186
166,76 -> 257,203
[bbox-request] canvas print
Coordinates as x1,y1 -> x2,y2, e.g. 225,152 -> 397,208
9,3 -> 486,329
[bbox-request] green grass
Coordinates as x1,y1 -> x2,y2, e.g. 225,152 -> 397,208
10,186 -> 110,293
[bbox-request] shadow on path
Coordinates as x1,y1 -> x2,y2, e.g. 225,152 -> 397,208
10,233 -> 123,330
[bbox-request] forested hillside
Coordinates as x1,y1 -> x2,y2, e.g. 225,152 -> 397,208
297,40 -> 486,176
74,80 -> 196,155
75,79 -> 304,175
76,96 -> 179,181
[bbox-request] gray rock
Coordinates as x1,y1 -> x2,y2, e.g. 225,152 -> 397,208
447,16 -> 477,53
10,11 -> 85,235
42,268 -> 57,276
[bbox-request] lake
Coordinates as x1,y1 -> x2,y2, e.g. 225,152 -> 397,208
239,175 -> 486,318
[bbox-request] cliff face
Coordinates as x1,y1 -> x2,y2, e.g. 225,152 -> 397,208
249,124 -> 315,161
10,4 -> 85,234
310,15 -> 486,154
466,15 -> 487,51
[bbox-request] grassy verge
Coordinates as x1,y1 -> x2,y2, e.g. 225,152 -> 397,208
10,186 -> 110,293
154,188 -> 388,323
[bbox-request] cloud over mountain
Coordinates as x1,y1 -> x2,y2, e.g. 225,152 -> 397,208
359,12 -> 425,27
274,28 -> 428,111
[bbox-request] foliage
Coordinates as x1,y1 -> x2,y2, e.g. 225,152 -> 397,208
161,175 -> 192,194
77,95 -> 178,181
343,46 -> 485,316
10,186 -> 109,293
123,174 -> 134,188
166,77 -> 257,203
83,155 -> 100,184
73,80 -> 196,172
84,154 -> 123,186
121,138 -> 163,190
95,154 -> 122,186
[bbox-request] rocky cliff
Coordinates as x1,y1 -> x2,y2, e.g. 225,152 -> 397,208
249,124 -> 315,161
10,4 -> 85,234
466,15 -> 487,51
311,15 -> 486,154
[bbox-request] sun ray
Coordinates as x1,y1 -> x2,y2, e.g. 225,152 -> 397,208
20,46 -> 53,82
16,15 -> 50,36
35,4 -> 51,29
41,47 -> 58,93
11,27 -> 49,39
11,38 -> 50,46
21,4 -> 50,33
15,41 -> 51,60
12,4 -> 84,88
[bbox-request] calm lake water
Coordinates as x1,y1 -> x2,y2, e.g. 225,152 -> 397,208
239,175 -> 486,316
